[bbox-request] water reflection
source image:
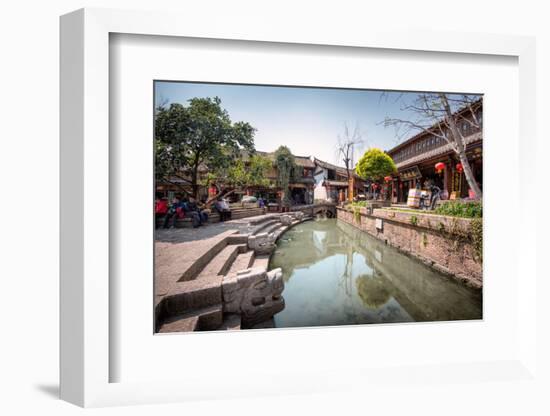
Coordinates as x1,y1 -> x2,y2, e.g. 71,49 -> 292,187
269,219 -> 482,328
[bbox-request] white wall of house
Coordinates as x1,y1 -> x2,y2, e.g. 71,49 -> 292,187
313,168 -> 328,201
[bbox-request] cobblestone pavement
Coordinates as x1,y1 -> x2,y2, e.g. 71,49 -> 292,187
155,217 -> 260,244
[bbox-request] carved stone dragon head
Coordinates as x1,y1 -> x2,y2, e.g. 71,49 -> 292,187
222,267 -> 284,327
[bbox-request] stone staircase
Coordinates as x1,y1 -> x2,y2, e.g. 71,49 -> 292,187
170,206 -> 267,228
155,212 -> 309,333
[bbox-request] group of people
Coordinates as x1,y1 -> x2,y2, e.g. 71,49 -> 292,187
155,195 -> 209,229
155,194 -> 238,228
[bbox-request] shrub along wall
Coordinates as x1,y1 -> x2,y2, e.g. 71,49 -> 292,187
337,207 -> 482,288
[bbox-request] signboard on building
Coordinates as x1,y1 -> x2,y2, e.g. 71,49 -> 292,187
399,166 -> 422,181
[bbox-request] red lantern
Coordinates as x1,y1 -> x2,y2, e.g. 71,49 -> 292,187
435,162 -> 445,173
456,163 -> 464,173
384,176 -> 392,182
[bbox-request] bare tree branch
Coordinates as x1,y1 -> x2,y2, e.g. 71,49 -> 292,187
380,92 -> 483,200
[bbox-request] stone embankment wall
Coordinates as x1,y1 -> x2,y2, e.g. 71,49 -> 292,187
337,207 -> 482,288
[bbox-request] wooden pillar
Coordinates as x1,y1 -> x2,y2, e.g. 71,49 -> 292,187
443,162 -> 451,193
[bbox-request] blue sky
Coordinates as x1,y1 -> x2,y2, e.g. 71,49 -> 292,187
154,81 -> 475,166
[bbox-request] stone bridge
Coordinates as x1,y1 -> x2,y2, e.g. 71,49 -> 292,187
291,203 -> 337,218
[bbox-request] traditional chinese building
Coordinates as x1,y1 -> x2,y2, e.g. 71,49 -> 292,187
239,150 -> 316,205
313,158 -> 366,202
155,164 -> 210,200
386,101 -> 483,204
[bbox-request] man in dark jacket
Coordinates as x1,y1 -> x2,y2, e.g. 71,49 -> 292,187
163,197 -> 180,229
183,197 -> 208,227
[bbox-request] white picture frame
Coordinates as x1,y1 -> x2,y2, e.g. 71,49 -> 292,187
60,7 -> 539,408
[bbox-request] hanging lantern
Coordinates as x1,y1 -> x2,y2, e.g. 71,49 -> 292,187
456,163 -> 464,173
384,175 -> 392,182
435,162 -> 445,174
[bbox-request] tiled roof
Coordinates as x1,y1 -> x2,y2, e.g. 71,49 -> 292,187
293,156 -> 316,168
314,158 -> 362,179
387,98 -> 483,155
395,132 -> 482,169
252,150 -> 315,168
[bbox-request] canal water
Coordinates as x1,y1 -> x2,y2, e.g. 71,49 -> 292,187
269,218 -> 482,328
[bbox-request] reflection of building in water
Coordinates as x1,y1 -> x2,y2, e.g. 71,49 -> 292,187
335,221 -> 481,321
271,219 -> 353,280
312,230 -> 327,252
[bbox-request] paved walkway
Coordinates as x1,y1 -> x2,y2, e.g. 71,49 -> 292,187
154,213 -> 278,304
155,218 -> 250,244
154,213 -> 278,244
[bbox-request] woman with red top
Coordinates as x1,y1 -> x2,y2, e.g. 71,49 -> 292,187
155,195 -> 168,229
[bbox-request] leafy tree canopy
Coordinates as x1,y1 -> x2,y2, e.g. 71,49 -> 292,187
155,96 -> 256,196
227,154 -> 272,189
355,148 -> 396,181
274,146 -> 296,206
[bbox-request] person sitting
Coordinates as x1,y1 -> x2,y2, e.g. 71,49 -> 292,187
163,197 -> 180,229
155,195 -> 168,229
196,198 -> 209,223
214,197 -> 232,221
185,197 -> 209,227
178,197 -> 199,228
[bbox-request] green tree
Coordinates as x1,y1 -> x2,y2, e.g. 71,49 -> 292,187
274,146 -> 296,207
355,148 -> 397,181
246,155 -> 272,188
201,154 -> 272,203
227,155 -> 271,190
155,97 -> 256,198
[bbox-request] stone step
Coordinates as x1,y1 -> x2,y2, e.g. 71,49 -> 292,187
248,214 -> 279,226
272,225 -> 288,240
162,274 -> 223,318
196,244 -> 247,279
158,208 -> 265,228
251,218 -> 280,235
158,304 -> 223,333
176,232 -> 238,283
159,243 -> 246,322
230,209 -> 265,220
263,221 -> 284,236
251,255 -> 270,270
219,313 -> 242,330
226,234 -> 249,245
158,315 -> 199,333
226,250 -> 255,276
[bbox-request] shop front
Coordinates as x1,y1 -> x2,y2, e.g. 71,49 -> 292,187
392,146 -> 483,205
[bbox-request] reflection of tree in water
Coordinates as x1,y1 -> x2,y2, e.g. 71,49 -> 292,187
355,272 -> 392,309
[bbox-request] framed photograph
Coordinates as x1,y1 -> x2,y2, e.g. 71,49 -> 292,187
60,8 -> 539,408
152,81 -> 484,335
